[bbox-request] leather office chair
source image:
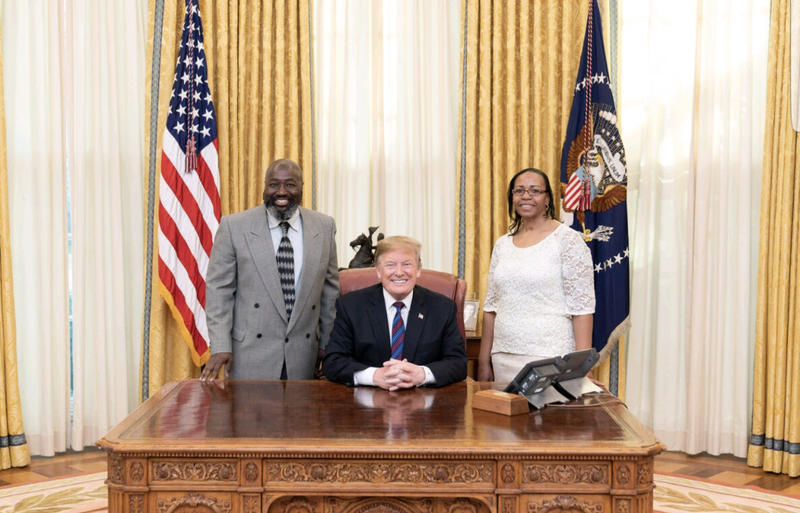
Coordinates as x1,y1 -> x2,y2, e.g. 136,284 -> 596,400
338,268 -> 468,339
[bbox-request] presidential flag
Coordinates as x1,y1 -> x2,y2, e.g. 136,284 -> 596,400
158,0 -> 221,366
559,0 -> 629,357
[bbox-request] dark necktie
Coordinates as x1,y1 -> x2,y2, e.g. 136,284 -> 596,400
276,221 -> 295,319
390,301 -> 405,360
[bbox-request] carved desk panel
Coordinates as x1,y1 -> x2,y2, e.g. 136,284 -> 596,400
98,380 -> 663,513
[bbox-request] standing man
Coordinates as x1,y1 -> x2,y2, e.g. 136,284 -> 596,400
323,236 -> 466,390
201,159 -> 339,380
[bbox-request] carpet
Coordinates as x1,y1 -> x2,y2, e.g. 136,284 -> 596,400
0,473 -> 106,513
654,473 -> 800,513
0,471 -> 797,513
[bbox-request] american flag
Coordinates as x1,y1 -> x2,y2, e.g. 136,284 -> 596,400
158,0 -> 221,366
563,171 -> 592,211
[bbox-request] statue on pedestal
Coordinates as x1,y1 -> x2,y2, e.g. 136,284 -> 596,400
347,226 -> 384,268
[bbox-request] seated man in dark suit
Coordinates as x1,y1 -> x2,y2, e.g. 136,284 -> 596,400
323,236 -> 467,390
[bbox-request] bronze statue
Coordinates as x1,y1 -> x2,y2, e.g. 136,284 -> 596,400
347,226 -> 384,268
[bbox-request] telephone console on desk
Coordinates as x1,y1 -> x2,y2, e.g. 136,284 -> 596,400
503,348 -> 602,409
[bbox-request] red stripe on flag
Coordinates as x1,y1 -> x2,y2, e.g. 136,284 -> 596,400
197,143 -> 221,220
565,185 -> 579,202
564,173 -> 582,210
158,204 -> 207,306
158,257 -> 209,356
161,152 -> 215,255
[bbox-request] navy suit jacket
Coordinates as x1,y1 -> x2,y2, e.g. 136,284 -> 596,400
323,284 -> 467,387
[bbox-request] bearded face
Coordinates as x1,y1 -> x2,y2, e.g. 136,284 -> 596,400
262,164 -> 303,220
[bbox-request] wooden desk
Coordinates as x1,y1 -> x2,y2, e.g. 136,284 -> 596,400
98,380 -> 663,513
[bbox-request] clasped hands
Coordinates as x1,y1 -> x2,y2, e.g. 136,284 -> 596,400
373,358 -> 426,391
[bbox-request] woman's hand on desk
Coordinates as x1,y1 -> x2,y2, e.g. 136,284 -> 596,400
588,376 -> 608,391
478,361 -> 494,382
478,311 -> 495,382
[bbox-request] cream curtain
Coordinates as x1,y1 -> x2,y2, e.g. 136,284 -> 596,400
68,0 -> 146,447
2,0 -> 146,455
143,0 -> 314,396
313,0 -> 460,271
0,11 -> 29,469
2,0 -> 70,456
623,0 -> 768,457
748,0 -> 800,477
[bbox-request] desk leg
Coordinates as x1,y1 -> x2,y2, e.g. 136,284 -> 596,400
242,494 -> 261,513
498,495 -> 517,513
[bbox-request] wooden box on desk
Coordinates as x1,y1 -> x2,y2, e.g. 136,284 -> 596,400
472,388 -> 529,415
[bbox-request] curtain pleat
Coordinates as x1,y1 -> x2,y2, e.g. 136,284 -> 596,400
313,0 -> 460,271
143,0 -> 313,396
0,23 -> 30,469
68,0 -> 146,450
747,0 -> 800,477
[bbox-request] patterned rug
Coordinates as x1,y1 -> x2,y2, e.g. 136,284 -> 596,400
0,473 -> 106,513
654,473 -> 800,513
0,471 -> 797,513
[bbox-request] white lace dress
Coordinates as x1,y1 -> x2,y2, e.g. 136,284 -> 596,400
483,223 -> 595,362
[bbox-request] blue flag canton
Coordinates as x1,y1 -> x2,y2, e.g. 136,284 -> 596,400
166,0 -> 217,151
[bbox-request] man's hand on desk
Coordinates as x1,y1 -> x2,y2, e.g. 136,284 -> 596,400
314,348 -> 325,379
374,359 -> 426,391
200,352 -> 232,382
199,375 -> 233,397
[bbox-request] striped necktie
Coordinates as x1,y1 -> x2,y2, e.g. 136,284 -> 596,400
276,221 -> 295,319
390,301 -> 405,360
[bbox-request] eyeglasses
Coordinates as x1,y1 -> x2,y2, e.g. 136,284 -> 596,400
512,187 -> 546,197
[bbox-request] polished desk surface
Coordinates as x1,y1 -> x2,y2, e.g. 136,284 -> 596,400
100,379 -> 661,458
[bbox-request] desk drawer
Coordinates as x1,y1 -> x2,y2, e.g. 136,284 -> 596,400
150,460 -> 240,485
263,459 -> 495,492
519,461 -> 611,492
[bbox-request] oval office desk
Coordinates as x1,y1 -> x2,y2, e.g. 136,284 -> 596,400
98,380 -> 664,513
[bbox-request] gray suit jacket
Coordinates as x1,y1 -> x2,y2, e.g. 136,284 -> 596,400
205,205 -> 339,379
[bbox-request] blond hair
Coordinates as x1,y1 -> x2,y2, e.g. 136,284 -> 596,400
374,236 -> 422,266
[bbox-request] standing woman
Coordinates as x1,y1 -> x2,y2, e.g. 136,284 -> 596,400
478,168 -> 595,383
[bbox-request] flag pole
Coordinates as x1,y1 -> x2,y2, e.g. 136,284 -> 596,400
579,0 -> 595,239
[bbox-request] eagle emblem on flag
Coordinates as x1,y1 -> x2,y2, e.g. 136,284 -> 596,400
563,104 -> 627,219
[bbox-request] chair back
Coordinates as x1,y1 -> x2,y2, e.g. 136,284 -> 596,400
338,268 -> 467,339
